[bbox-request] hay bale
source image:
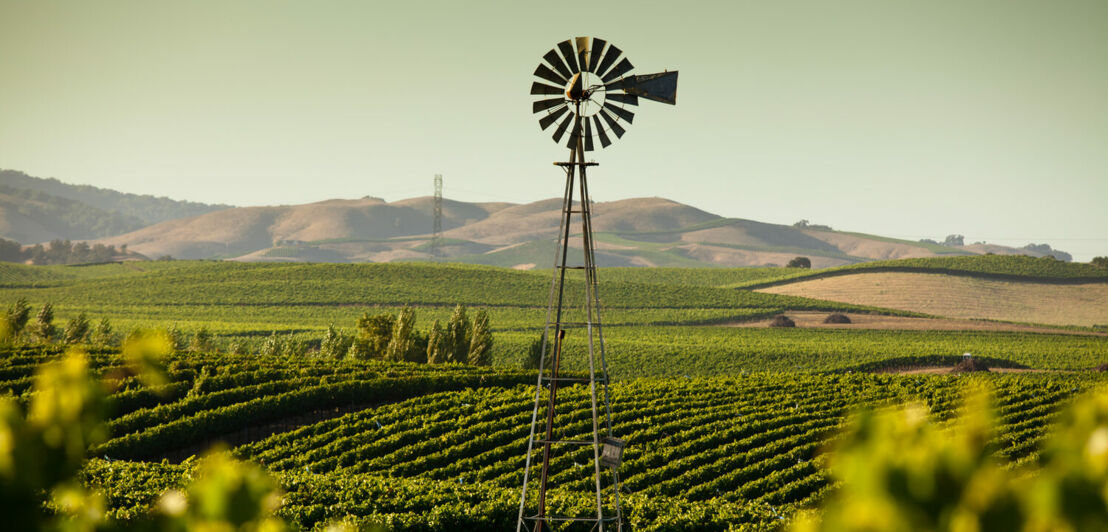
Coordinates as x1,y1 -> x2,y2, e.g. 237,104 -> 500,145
769,315 -> 796,328
950,357 -> 990,373
823,313 -> 851,324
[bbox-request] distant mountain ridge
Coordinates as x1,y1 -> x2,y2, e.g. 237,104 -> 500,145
0,169 -> 231,229
0,170 -> 1074,267
90,196 -> 1068,268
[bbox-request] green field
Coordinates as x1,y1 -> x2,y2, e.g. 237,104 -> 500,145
2,349 -> 1097,530
4,259 -> 1107,375
4,256 -> 1108,529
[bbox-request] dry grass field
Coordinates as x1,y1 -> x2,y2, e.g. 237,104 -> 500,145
759,272 -> 1108,327
727,311 -> 1106,335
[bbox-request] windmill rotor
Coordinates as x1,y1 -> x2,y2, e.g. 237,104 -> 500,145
530,37 -> 678,150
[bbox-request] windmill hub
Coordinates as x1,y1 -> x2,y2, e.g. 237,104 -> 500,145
531,36 -> 678,150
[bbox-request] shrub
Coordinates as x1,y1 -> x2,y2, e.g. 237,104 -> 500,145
823,313 -> 851,324
786,257 -> 811,269
769,315 -> 796,328
951,356 -> 990,373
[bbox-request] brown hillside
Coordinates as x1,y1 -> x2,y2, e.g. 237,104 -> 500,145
759,272 -> 1108,327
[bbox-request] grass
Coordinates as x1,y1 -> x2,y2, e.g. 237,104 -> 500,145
761,272 -> 1108,327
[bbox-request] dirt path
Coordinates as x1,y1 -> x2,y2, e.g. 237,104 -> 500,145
725,311 -> 1107,336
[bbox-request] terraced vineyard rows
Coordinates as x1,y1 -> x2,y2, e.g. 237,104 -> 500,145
2,347 -> 1101,529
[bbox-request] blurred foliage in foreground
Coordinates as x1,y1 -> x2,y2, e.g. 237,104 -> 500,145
0,324 -> 288,531
795,386 -> 1108,532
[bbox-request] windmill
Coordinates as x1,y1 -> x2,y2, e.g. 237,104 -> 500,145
517,37 -> 677,532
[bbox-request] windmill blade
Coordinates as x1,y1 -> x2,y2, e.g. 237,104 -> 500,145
551,113 -> 574,143
575,37 -> 590,78
594,44 -> 622,79
592,116 -> 612,148
543,49 -> 572,80
598,109 -> 626,138
588,38 -> 606,73
583,118 -> 595,151
603,102 -> 634,124
538,105 -> 569,130
530,81 -> 565,95
605,92 -> 638,106
533,97 -> 566,114
557,40 -> 579,74
534,63 -> 567,86
566,114 -> 582,149
613,71 -> 679,105
601,57 -> 634,83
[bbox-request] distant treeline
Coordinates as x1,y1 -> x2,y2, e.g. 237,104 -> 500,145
0,237 -> 142,265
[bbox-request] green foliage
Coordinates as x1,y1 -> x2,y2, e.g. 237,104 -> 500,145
426,319 -> 446,364
31,302 -> 56,343
355,311 -> 395,360
0,351 -> 107,530
1093,256 -> 1108,269
787,256 -> 812,269
154,451 -> 285,532
385,307 -> 416,363
188,326 -> 214,353
0,342 -> 286,531
468,309 -> 492,366
63,312 -> 91,345
90,318 -> 115,348
319,323 -> 352,360
446,304 -> 470,364
5,297 -> 31,339
0,169 -> 231,226
259,332 -> 280,357
795,388 -> 1108,532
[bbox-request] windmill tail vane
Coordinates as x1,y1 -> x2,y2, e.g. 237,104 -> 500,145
518,37 -> 677,532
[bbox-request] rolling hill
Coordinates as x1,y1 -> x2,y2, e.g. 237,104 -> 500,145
0,170 -> 1079,267
90,195 -> 1067,268
0,169 -> 231,243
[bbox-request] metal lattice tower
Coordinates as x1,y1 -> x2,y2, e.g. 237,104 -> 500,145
431,174 -> 443,258
517,37 -> 677,532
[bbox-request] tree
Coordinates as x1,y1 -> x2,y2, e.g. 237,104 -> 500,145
1092,256 -> 1108,269
355,311 -> 396,359
189,326 -> 214,353
166,324 -> 185,351
385,307 -> 416,362
227,340 -> 248,355
0,237 -> 24,262
259,331 -> 280,357
426,319 -> 446,364
787,256 -> 811,269
943,234 -> 964,247
467,309 -> 493,366
5,298 -> 31,338
30,303 -> 55,343
63,312 -> 91,345
405,330 -> 429,364
90,318 -> 115,348
319,323 -> 352,359
446,304 -> 470,363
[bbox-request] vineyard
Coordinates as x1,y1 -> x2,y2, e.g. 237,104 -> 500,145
3,256 -> 1108,529
0,348 -> 1096,530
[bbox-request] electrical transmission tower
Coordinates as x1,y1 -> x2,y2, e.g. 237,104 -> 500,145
431,174 -> 443,258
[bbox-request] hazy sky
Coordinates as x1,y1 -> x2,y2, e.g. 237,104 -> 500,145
1,1 -> 1106,260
